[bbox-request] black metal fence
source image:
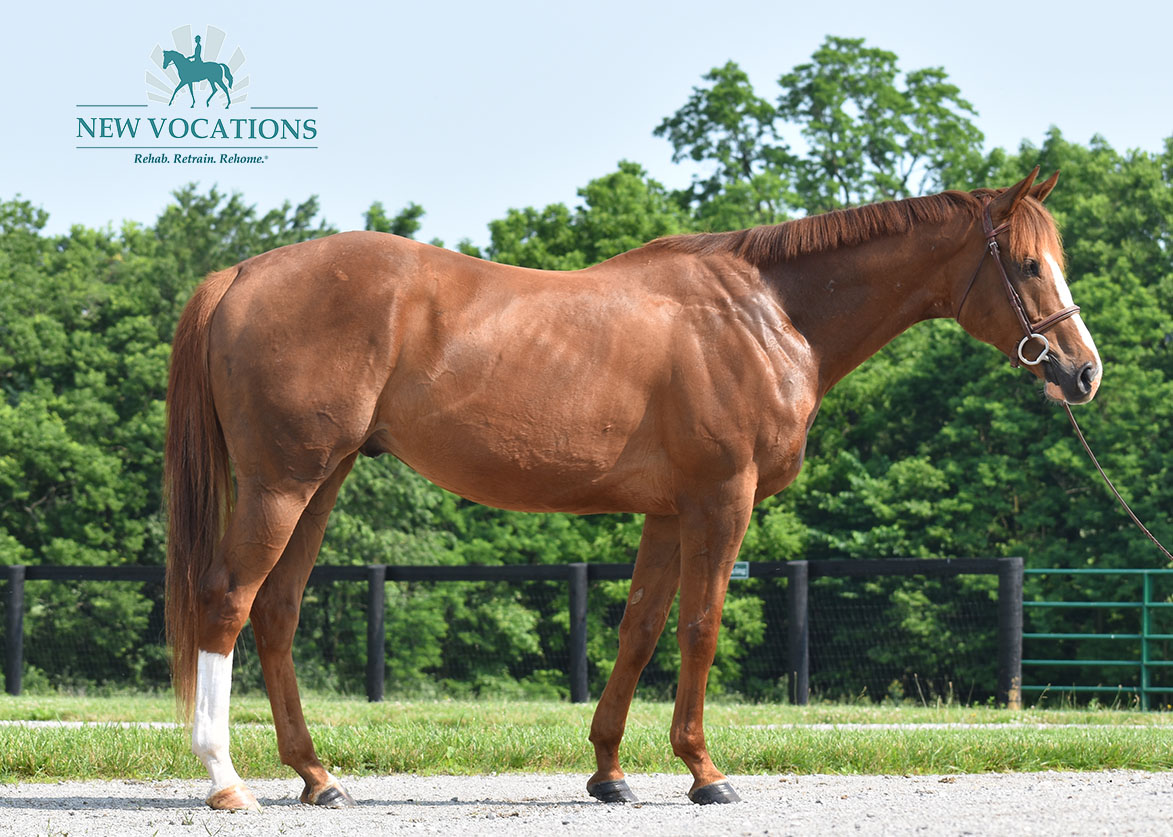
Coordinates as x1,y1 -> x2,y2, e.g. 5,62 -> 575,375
2,557 -> 1023,705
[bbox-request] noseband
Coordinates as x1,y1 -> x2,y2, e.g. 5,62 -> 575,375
956,200 -> 1080,367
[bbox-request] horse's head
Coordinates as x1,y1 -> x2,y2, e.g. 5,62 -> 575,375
956,169 -> 1101,405
162,49 -> 179,70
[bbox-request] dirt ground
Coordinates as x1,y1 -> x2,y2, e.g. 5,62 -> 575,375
3,771 -> 1173,836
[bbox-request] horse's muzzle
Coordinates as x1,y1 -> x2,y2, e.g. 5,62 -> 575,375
1045,359 -> 1100,405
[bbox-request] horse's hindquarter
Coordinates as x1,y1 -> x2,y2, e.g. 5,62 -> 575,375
209,232 -> 818,513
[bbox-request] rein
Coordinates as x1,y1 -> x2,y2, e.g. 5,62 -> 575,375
1061,403 -> 1173,562
961,198 -> 1172,563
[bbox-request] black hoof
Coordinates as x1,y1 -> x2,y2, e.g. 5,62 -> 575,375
689,780 -> 741,805
306,785 -> 356,808
587,778 -> 638,804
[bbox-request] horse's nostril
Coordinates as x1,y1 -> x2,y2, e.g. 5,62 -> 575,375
1078,362 -> 1097,394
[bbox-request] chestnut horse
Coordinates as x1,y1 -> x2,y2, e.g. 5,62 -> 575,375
165,170 -> 1101,810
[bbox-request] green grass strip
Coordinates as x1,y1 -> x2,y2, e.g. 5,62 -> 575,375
4,694 -> 1172,727
3,705 -> 1172,782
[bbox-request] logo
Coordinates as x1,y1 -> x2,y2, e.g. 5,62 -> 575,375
75,25 -> 317,166
146,25 -> 247,109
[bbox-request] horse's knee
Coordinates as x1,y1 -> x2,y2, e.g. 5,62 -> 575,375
617,612 -> 661,661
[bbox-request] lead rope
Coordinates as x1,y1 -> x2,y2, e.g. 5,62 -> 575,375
1062,402 -> 1173,563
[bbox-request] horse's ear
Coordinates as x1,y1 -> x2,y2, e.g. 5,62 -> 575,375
1031,170 -> 1060,203
988,167 -> 1040,226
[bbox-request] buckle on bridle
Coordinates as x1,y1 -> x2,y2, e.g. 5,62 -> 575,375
1017,333 -> 1050,366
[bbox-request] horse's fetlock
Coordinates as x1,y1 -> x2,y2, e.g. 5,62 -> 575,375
670,725 -> 705,759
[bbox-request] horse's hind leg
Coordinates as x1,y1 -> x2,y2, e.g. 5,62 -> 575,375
192,476 -> 317,811
206,80 -> 226,108
250,454 -> 357,807
587,514 -> 681,803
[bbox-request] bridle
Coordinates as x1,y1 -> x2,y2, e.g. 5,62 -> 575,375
956,199 -> 1080,368
957,197 -> 1173,562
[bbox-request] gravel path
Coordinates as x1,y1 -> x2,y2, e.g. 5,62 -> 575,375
3,771 -> 1172,836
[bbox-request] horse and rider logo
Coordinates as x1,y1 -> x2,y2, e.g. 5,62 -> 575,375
146,26 -> 247,108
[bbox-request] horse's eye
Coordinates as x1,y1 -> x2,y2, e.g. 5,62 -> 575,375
1022,259 -> 1040,278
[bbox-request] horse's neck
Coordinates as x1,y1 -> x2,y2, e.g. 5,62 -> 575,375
766,216 -> 973,396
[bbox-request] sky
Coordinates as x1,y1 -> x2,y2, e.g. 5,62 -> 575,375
4,0 -> 1171,250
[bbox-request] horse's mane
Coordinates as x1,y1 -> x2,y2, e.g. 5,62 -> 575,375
646,189 -> 1062,269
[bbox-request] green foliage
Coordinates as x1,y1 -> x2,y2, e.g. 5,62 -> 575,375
487,161 -> 689,268
2,35 -> 1170,703
654,61 -> 794,229
364,200 -> 425,239
776,36 -> 985,209
655,36 -> 986,223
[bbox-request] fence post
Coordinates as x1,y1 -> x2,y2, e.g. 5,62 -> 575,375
5,565 -> 25,696
1141,571 -> 1152,711
996,556 -> 1023,710
786,560 -> 809,705
569,562 -> 589,703
366,564 -> 386,703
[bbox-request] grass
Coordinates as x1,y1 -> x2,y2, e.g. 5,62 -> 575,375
2,695 -> 1172,782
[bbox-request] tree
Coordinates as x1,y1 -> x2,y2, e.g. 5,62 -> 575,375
777,36 -> 985,210
656,37 -> 987,225
364,201 -> 425,239
487,161 -> 688,269
654,61 -> 794,230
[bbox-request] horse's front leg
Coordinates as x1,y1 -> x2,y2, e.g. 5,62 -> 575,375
250,455 -> 357,808
670,477 -> 755,804
168,81 -> 184,106
587,514 -> 681,803
188,83 -> 196,107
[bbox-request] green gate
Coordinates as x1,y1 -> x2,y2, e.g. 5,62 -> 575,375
1023,568 -> 1173,709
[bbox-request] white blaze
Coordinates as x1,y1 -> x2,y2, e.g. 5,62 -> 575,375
192,650 -> 244,794
1044,252 -> 1102,374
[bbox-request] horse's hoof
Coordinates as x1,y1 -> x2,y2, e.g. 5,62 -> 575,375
301,782 -> 356,808
206,782 -> 261,811
688,780 -> 741,805
587,778 -> 638,804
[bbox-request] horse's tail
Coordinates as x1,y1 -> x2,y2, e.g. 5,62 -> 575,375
222,64 -> 234,88
164,266 -> 238,721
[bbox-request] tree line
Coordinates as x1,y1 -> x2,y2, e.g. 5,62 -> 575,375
2,36 -> 1170,700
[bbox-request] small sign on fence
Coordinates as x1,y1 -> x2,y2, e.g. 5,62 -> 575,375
730,561 -> 749,580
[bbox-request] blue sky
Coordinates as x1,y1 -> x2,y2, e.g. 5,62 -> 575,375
5,0 -> 1171,249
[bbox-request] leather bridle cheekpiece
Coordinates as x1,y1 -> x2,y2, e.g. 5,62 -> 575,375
957,199 -> 1080,367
